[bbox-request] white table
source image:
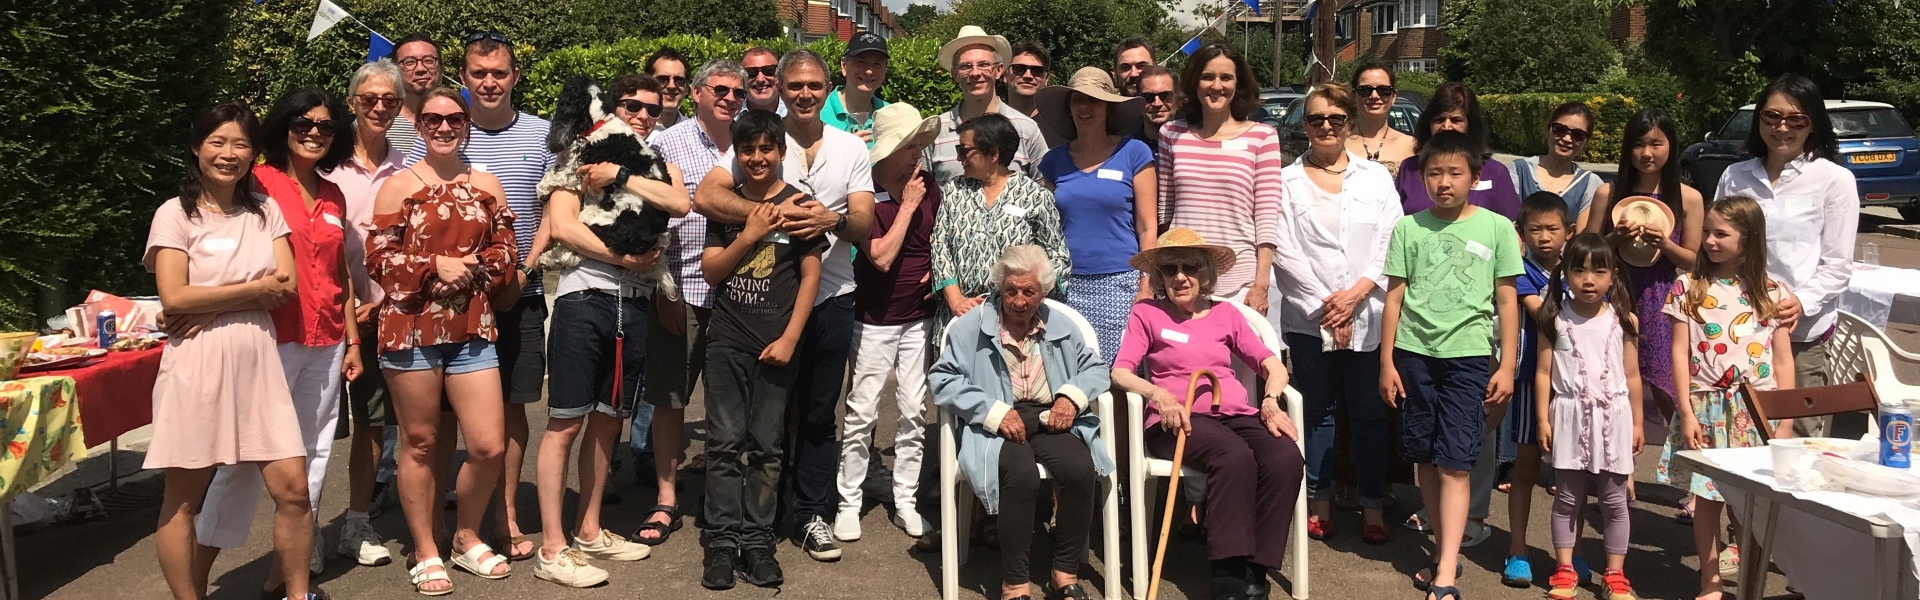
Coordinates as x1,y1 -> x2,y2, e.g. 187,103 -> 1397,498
1672,448 -> 1919,600
1843,263 -> 1920,329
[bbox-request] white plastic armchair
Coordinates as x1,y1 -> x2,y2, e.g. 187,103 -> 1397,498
1829,310 -> 1920,436
1126,298 -> 1309,599
938,299 -> 1123,600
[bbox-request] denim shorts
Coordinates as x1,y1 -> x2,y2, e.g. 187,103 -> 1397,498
1394,349 -> 1492,472
379,339 -> 499,375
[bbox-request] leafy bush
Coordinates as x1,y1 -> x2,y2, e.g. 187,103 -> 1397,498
1438,0 -> 1617,95
1480,93 -> 1639,163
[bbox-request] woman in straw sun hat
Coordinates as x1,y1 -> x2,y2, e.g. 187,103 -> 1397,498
834,103 -> 944,543
1036,66 -> 1156,365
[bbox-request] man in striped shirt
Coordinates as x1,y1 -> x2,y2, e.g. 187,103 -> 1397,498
387,34 -> 441,163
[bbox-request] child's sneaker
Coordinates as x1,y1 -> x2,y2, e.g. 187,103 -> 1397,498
533,547 -> 609,588
572,529 -> 651,561
1602,568 -> 1637,600
1500,555 -> 1532,587
1719,543 -> 1741,580
1547,564 -> 1580,599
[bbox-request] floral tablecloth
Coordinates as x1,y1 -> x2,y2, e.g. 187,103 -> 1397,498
0,377 -> 87,501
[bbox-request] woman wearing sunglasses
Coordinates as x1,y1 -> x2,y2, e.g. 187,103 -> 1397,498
369,86 -> 519,595
1271,83 -> 1402,546
190,87 -> 361,596
1345,63 -> 1417,177
1510,103 -> 1604,228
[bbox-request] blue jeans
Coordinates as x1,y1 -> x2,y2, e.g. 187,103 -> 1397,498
1286,334 -> 1389,508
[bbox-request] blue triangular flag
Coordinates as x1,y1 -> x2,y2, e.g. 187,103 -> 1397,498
366,31 -> 394,63
1242,0 -> 1262,16
1179,37 -> 1201,56
1304,0 -> 1317,21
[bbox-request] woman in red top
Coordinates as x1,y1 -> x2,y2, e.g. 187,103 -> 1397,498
369,87 -> 519,594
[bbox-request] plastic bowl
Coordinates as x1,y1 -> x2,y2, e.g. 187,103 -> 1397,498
1816,456 -> 1920,498
1770,439 -> 1819,489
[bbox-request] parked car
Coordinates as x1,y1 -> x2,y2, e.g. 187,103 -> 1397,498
1682,99 -> 1920,220
1258,89 -> 1305,130
1276,94 -> 1422,159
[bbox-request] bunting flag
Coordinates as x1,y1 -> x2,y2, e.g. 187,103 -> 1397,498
366,31 -> 394,63
1179,37 -> 1202,56
1177,4 -> 1247,57
1241,0 -> 1262,16
307,0 -> 350,42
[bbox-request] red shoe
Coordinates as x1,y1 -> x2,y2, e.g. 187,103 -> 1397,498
1547,564 -> 1580,599
1306,516 -> 1330,540
1361,524 -> 1389,545
1602,569 -> 1637,600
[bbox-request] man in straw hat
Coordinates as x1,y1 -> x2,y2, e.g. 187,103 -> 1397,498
925,25 -> 1050,182
832,103 -> 944,544
693,49 -> 876,564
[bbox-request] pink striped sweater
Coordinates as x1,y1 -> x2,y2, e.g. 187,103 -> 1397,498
1155,120 -> 1286,295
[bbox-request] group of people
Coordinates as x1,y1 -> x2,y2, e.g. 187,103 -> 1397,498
139,20 -> 1860,600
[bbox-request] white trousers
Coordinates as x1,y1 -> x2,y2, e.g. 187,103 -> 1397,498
196,342 -> 344,548
836,320 -> 931,514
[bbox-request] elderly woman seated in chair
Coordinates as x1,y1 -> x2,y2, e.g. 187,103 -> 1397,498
1110,228 -> 1304,600
931,244 -> 1113,600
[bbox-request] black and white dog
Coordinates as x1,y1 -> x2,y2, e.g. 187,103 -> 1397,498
537,76 -> 676,297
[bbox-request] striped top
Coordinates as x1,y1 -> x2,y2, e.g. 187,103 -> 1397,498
388,113 -> 420,167
650,118 -> 728,309
1155,120 -> 1286,295
408,112 -> 553,298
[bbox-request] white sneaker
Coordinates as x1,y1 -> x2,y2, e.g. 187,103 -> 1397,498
891,509 -> 929,538
832,509 -> 863,542
309,525 -> 327,574
534,547 -> 610,588
337,517 -> 393,566
572,529 -> 651,561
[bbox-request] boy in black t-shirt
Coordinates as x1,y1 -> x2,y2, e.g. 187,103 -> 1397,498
697,110 -> 825,590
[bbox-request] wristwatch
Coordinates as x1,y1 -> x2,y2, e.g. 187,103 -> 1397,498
612,165 -> 632,190
833,212 -> 848,233
517,264 -> 534,276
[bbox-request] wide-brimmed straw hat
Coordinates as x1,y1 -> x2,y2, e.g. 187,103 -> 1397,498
1611,196 -> 1676,268
1036,67 -> 1146,143
937,26 -> 1012,72
869,103 -> 940,165
1129,228 -> 1237,275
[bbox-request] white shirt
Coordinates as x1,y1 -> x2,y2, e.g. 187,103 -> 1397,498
724,125 -> 876,304
1271,152 -> 1404,351
1714,154 -> 1859,341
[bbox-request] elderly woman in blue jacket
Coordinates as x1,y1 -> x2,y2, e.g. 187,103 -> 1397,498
932,244 -> 1113,600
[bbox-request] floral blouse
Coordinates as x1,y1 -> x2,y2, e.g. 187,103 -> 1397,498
930,172 -> 1071,332
367,180 -> 518,353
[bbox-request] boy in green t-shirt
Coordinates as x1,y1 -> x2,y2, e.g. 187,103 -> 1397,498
1378,130 -> 1524,600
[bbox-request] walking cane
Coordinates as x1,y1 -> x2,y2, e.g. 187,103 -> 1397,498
1145,368 -> 1221,600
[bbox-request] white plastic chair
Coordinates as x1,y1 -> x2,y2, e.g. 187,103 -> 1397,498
1126,298 -> 1309,599
938,299 -> 1123,600
1828,310 -> 1920,436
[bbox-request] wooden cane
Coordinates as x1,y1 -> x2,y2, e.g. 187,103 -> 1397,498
1145,368 -> 1222,600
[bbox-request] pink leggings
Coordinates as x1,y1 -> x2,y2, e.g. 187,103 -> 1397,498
1552,469 -> 1631,555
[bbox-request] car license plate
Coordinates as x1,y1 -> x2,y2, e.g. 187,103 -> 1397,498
1852,152 -> 1898,165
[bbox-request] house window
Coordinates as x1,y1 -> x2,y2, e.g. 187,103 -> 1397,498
1399,59 -> 1437,73
1400,0 -> 1437,27
1370,4 -> 1398,34
1336,12 -> 1356,39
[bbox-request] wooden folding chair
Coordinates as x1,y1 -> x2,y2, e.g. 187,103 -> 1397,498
1738,373 -> 1884,443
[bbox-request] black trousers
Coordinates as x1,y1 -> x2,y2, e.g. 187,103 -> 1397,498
788,293 -> 857,521
998,404 -> 1098,586
1144,413 -> 1303,569
702,344 -> 795,549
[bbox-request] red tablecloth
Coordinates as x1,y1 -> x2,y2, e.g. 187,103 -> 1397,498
58,347 -> 162,447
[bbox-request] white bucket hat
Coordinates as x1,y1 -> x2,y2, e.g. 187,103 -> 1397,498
869,103 -> 941,165
937,25 -> 1012,72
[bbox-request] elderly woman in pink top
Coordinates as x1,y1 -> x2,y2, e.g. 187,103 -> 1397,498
1110,229 -> 1302,599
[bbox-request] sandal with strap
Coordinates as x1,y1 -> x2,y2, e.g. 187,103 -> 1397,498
1412,561 -> 1464,592
503,534 -> 534,561
1428,584 -> 1462,600
408,557 -> 454,596
451,542 -> 511,580
633,504 -> 683,546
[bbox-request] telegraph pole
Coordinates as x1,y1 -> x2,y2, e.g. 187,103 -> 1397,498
1310,0 -> 1334,84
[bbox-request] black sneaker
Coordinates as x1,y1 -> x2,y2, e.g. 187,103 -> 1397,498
798,516 -> 843,561
739,546 -> 783,588
701,547 -> 737,590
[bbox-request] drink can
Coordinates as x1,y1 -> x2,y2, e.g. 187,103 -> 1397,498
95,310 -> 117,349
1882,401 -> 1913,468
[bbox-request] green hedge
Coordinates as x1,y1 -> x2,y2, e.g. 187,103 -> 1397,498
1480,93 -> 1640,163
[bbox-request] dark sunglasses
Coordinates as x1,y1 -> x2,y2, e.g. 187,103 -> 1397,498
744,65 -> 778,79
290,116 -> 336,136
956,144 -> 979,158
1008,64 -> 1048,78
1305,114 -> 1350,129
705,85 -> 745,99
1140,91 -> 1173,105
1356,85 -> 1396,99
655,75 -> 690,87
418,111 -> 469,130
1549,122 -> 1591,143
355,94 -> 400,109
463,31 -> 513,46
617,99 -> 663,117
1156,263 -> 1204,278
1760,109 -> 1812,130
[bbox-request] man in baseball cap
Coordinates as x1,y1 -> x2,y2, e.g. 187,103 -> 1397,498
823,31 -> 890,145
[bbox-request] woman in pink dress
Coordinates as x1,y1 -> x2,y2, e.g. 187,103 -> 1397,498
144,102 -> 317,600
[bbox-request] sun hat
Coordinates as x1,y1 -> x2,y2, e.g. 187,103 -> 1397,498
937,26 -> 1012,72
869,103 -> 941,165
1036,67 -> 1146,143
1128,228 -> 1237,275
1610,195 -> 1676,268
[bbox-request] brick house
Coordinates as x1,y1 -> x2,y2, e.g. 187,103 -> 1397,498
778,0 -> 904,42
1332,0 -> 1444,73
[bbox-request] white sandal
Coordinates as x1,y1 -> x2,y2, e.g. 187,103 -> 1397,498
407,557 -> 454,596
452,542 -> 511,580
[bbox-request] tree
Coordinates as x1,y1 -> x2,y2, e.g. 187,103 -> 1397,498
928,0 -> 1174,73
897,4 -> 944,37
1438,0 -> 1618,94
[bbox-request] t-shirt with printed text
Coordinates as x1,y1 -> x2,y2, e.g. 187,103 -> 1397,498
705,186 -> 827,353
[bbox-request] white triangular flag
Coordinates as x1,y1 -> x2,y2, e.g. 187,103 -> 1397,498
308,0 -> 351,42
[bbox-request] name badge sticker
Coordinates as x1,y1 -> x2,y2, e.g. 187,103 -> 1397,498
1002,203 -> 1030,218
1097,168 -> 1124,181
471,163 -> 491,173
1472,179 -> 1494,191
1464,240 -> 1494,262
1160,328 -> 1190,344
766,231 -> 792,244
1786,195 -> 1818,211
204,238 -> 239,252
1554,333 -> 1574,352
322,213 -> 343,227
1221,139 -> 1248,152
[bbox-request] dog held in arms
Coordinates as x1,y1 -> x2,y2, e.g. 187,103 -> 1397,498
537,75 -> 677,299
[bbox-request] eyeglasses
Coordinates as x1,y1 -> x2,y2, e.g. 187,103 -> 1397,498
956,144 -> 979,158
617,99 -> 663,117
744,65 -> 778,79
1140,91 -> 1173,105
355,94 -> 400,109
1356,85 -> 1396,99
704,85 -> 745,99
1156,263 -> 1204,278
1008,64 -> 1048,78
397,56 -> 440,70
1760,109 -> 1812,130
1549,122 -> 1591,143
463,31 -> 513,46
655,75 -> 690,87
956,62 -> 997,74
290,117 -> 337,137
418,111 -> 469,130
1305,114 -> 1350,129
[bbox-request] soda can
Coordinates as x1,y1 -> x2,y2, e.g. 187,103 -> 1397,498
1882,401 -> 1913,469
96,310 -> 117,349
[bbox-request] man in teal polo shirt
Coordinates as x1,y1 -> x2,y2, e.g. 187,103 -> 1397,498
823,31 -> 890,146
